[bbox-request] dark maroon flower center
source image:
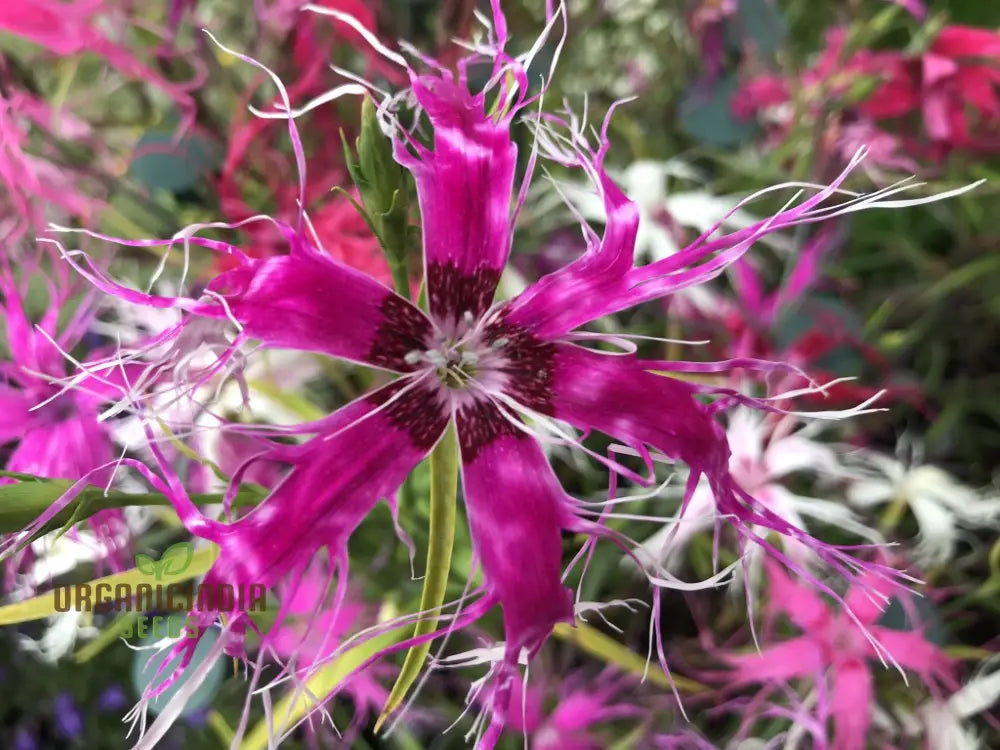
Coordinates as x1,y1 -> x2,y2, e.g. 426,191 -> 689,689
426,261 -> 501,323
366,294 -> 434,372
365,266 -> 557,462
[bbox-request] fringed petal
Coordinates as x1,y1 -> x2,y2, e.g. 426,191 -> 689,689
763,559 -> 830,632
869,626 -> 953,686
458,421 -> 575,747
54,226 -> 434,373
728,637 -> 825,683
397,47 -> 524,326
507,126 -> 977,340
548,345 -> 892,589
142,379 -> 448,693
0,386 -> 31,445
205,249 -> 433,371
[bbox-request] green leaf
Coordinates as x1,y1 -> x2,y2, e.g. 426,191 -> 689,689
0,475 -> 266,538
341,97 -> 415,297
375,423 -> 459,731
358,97 -> 401,212
553,621 -> 707,694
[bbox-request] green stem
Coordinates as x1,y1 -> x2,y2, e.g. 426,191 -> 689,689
0,475 -> 266,537
375,423 -> 459,731
879,495 -> 909,533
389,259 -> 411,300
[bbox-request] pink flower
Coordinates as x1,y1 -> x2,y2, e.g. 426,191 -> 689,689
49,3 -> 971,745
641,408 -> 877,575
499,668 -> 642,750
736,23 -> 1000,163
726,561 -> 954,750
0,1 -> 200,128
0,91 -> 101,236
885,0 -> 926,19
269,562 -> 389,743
0,251 -> 136,585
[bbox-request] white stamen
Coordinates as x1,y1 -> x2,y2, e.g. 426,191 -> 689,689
404,350 -> 422,365
426,350 -> 448,368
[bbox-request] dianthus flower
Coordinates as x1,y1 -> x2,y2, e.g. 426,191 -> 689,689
845,440 -> 1000,566
735,23 -> 1000,166
0,250 -> 135,586
44,2 -> 975,746
724,560 -> 954,750
485,667 -> 643,750
0,90 -> 102,236
0,0 -> 202,129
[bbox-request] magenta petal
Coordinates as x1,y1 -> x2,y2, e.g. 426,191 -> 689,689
161,381 -> 448,667
728,637 -> 825,682
764,559 -> 831,631
770,226 -> 837,318
509,149 -> 872,340
398,74 -> 518,323
844,571 -> 897,625
504,678 -> 546,735
206,249 -> 432,371
0,0 -> 105,56
505,151 -> 640,340
7,408 -> 113,480
831,659 -> 873,750
460,429 -> 575,740
210,384 -> 446,592
0,387 -> 30,444
461,431 -> 574,654
869,626 -> 952,684
548,346 -> 847,571
550,345 -> 731,488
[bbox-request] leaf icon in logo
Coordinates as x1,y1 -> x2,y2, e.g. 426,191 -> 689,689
135,553 -> 158,578
159,542 -> 194,577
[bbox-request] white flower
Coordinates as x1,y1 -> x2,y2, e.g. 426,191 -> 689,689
901,658 -> 1000,749
18,610 -> 99,663
845,448 -> 1000,565
640,409 -> 877,572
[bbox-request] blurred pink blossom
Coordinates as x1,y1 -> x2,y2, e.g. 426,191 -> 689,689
735,23 -> 1000,164
725,561 -> 954,750
885,0 -> 926,19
